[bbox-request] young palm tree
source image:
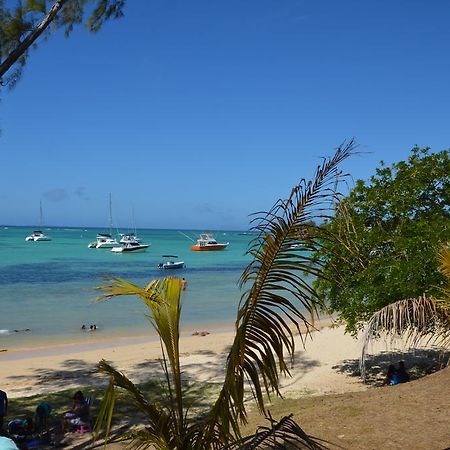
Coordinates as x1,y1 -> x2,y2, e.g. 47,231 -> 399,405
94,141 -> 355,449
360,246 -> 450,379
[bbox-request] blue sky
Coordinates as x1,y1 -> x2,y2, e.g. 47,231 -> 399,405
1,0 -> 449,230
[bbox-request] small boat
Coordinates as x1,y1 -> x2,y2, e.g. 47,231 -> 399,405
191,233 -> 229,251
88,233 -> 119,249
158,255 -> 186,269
119,233 -> 141,244
26,201 -> 51,241
89,194 -> 119,249
111,241 -> 150,253
25,230 -> 51,242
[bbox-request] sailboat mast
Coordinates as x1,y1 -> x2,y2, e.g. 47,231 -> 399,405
40,200 -> 43,227
132,205 -> 136,235
109,193 -> 113,236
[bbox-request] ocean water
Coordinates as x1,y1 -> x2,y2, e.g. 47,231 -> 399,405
0,227 -> 254,349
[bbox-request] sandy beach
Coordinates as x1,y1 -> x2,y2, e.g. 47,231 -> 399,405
3,321 -> 450,450
0,321 -> 369,400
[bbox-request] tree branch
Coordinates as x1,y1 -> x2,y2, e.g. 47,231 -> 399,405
0,0 -> 68,82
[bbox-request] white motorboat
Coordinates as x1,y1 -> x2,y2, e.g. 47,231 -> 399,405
88,233 -> 119,249
111,241 -> 150,253
191,233 -> 228,251
25,230 -> 51,242
158,255 -> 186,269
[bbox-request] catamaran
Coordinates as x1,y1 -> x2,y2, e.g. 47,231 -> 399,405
88,193 -> 119,248
25,202 -> 51,241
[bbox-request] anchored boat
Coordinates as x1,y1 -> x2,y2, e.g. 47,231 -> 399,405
191,233 -> 228,251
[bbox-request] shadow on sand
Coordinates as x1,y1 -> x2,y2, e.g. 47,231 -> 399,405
333,347 -> 450,386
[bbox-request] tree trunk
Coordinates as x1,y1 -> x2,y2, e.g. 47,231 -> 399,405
0,0 -> 68,82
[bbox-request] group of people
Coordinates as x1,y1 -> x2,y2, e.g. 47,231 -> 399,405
384,361 -> 410,386
0,389 -> 53,450
0,389 -> 91,449
81,324 -> 97,331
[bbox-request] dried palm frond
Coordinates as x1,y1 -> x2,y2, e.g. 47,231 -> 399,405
359,245 -> 450,380
359,295 -> 450,379
198,141 -> 355,447
223,413 -> 329,450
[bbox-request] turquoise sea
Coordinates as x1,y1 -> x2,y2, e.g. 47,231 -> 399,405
0,227 -> 254,349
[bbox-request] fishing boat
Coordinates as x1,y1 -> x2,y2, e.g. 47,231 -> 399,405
111,241 -> 150,253
26,202 -> 51,241
158,255 -> 186,269
191,233 -> 229,251
88,193 -> 119,249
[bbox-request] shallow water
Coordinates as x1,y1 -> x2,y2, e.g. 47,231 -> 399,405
0,227 -> 254,348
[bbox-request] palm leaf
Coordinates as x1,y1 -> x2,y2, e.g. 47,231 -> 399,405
95,278 -> 185,448
359,246 -> 450,379
95,360 -> 173,449
223,413 -> 329,450
359,295 -> 450,380
198,141 -> 355,446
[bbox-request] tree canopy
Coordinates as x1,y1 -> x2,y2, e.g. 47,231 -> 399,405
0,0 -> 125,87
313,147 -> 450,334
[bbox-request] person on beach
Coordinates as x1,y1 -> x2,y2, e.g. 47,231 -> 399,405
0,390 -> 7,431
383,365 -> 399,386
34,401 -> 52,434
181,278 -> 187,290
63,391 -> 89,430
7,417 -> 33,437
397,361 -> 410,383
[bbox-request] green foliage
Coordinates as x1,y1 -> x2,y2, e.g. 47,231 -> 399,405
359,246 -> 450,379
313,147 -> 450,334
0,0 -> 125,87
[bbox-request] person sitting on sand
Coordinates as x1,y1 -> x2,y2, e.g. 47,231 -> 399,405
63,391 -> 89,430
7,417 -> 33,437
383,364 -> 399,386
397,360 -> 410,383
34,401 -> 52,434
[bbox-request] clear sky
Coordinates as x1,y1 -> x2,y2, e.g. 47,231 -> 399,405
1,0 -> 449,230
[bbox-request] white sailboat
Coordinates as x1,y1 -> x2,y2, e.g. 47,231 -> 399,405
88,193 -> 119,249
25,201 -> 51,241
119,206 -> 141,244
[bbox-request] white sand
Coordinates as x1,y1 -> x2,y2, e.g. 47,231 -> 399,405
0,322 -> 369,399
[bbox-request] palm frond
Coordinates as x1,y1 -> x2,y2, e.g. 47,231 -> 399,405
95,359 -> 173,448
198,141 -> 355,446
359,295 -> 450,379
438,245 -> 450,281
223,413 -> 329,450
95,278 -> 185,447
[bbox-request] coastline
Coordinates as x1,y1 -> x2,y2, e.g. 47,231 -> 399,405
0,317 -> 371,400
